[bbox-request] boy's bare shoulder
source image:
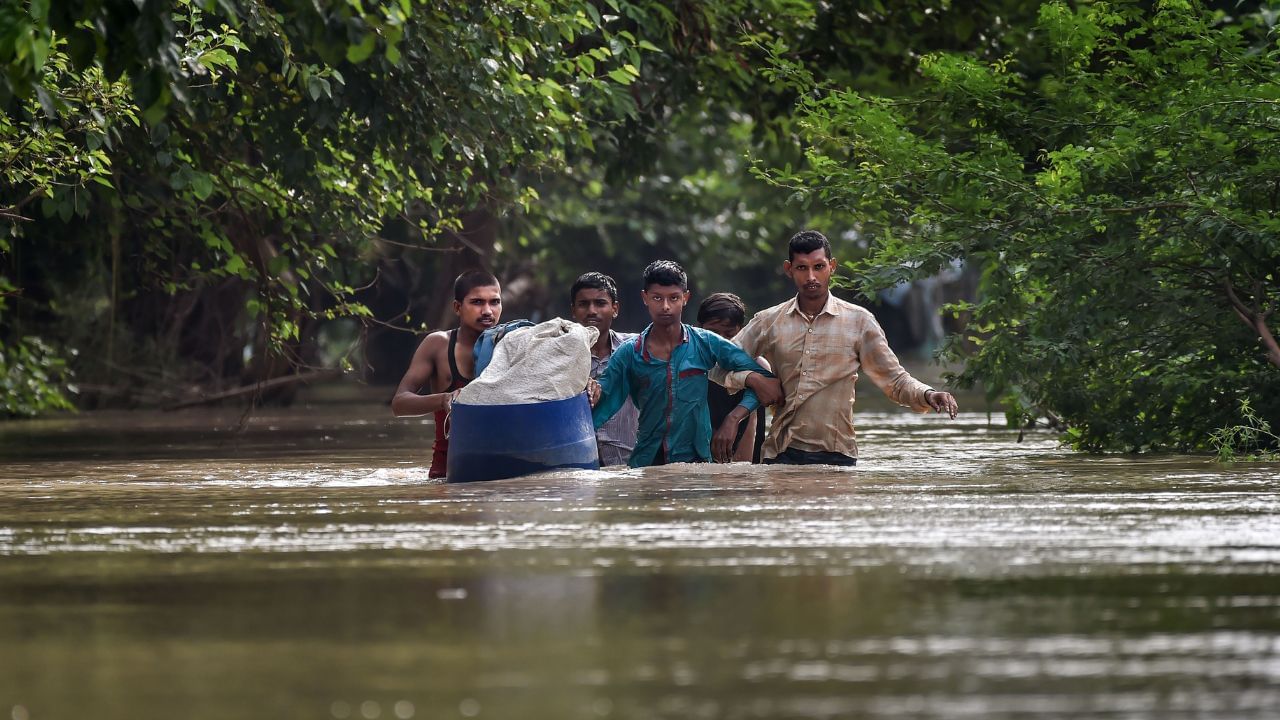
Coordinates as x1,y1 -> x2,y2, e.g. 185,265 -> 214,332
418,330 -> 451,350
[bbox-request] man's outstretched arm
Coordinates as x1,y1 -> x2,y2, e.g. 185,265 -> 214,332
859,319 -> 958,418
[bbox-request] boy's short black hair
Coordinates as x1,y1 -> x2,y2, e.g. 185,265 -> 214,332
454,269 -> 500,302
788,230 -> 832,260
570,272 -> 619,304
642,260 -> 688,291
697,292 -> 746,327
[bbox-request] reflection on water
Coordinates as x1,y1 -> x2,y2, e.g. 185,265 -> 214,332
1,397 -> 1278,720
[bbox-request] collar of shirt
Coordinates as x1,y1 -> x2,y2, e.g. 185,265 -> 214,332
607,328 -> 627,351
590,329 -> 632,376
783,293 -> 843,320
635,323 -> 689,362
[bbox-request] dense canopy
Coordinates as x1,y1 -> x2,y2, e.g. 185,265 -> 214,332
2,0 -> 1277,454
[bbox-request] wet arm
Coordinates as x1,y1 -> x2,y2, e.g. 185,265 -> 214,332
709,334 -> 772,413
710,318 -> 765,394
859,318 -> 932,412
591,350 -> 632,429
391,334 -> 450,417
732,412 -> 757,462
709,332 -> 770,462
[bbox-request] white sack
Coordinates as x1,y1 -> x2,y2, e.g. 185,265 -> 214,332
456,317 -> 597,405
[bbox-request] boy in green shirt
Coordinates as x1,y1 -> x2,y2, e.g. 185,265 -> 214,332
589,261 -> 780,467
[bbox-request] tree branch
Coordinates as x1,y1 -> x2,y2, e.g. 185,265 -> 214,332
163,368 -> 343,410
1224,278 -> 1280,368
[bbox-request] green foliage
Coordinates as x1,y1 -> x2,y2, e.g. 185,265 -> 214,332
0,36 -> 134,223
767,0 -> 1280,452
1211,399 -> 1280,462
15,0 -> 1271,447
0,336 -> 75,416
2,0 -> 684,406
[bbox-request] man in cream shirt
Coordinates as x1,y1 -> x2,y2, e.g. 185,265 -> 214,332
714,230 -> 959,465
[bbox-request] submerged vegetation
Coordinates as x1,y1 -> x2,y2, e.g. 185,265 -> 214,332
1211,400 -> 1280,462
2,0 -> 1277,454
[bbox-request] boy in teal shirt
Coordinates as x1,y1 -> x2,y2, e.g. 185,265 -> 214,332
590,261 -> 781,467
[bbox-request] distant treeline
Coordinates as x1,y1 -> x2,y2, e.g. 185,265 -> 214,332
2,1 -> 1276,454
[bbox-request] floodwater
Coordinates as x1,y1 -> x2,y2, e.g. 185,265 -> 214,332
0,387 -> 1277,720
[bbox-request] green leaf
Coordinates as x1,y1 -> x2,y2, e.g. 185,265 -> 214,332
31,37 -> 50,69
347,34 -> 377,64
307,76 -> 331,100
141,99 -> 168,126
224,254 -> 248,277
190,172 -> 215,200
607,68 -> 634,85
268,254 -> 290,277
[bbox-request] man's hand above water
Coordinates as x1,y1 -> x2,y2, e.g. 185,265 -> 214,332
712,407 -> 749,463
925,389 -> 958,420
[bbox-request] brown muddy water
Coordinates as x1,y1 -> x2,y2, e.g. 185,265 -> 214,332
0,386 -> 1277,720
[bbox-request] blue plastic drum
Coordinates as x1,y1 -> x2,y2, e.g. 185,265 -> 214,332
445,393 -> 600,482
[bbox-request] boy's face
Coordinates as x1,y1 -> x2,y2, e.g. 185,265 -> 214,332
700,317 -> 742,340
571,288 -> 618,332
642,284 -> 689,329
784,248 -> 835,302
453,284 -> 502,333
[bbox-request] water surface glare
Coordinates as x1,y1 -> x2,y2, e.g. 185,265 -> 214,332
1,403 -> 1277,720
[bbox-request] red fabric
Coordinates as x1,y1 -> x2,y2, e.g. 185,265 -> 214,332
428,377 -> 468,478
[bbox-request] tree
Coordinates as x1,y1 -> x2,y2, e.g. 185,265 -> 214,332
1,0 -> 669,412
766,0 -> 1280,451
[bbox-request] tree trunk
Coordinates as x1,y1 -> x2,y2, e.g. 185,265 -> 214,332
1224,279 -> 1280,369
428,206 -> 498,330
361,205 -> 498,385
1254,317 -> 1280,369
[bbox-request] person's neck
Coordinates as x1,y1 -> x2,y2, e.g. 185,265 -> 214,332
591,326 -> 614,357
797,291 -> 829,317
456,324 -> 483,345
648,321 -> 683,345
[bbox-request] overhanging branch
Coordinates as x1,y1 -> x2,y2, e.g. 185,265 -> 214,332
1224,278 -> 1280,369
